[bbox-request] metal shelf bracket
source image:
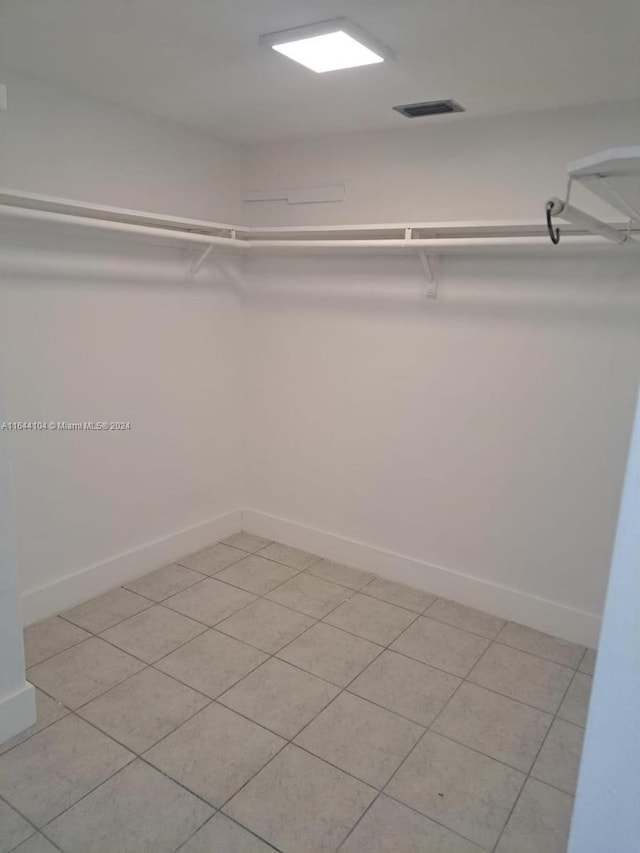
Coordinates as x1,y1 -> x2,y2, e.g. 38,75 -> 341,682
418,249 -> 439,299
190,229 -> 236,276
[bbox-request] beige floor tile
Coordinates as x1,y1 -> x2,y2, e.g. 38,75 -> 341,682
468,644 -> 573,713
307,559 -> 374,590
145,703 -> 284,807
363,577 -> 437,614
341,795 -> 484,853
295,692 -> 423,788
164,578 -> 256,626
28,637 -> 145,709
426,599 -> 506,638
386,731 -> 524,849
100,605 -> 206,663
496,623 -> 584,668
46,759 -> 212,853
221,532 -> 273,554
177,542 -> 246,575
0,797 -> 34,853
78,667 -> 210,753
219,658 -> 339,739
432,683 -> 552,771
11,833 -> 59,853
531,719 -> 584,795
61,588 -> 151,634
23,616 -> 91,667
179,813 -> 276,853
266,573 -> 352,618
0,689 -> 68,755
348,650 -> 460,727
257,542 -> 320,570
324,594 -> 416,645
124,563 -> 205,602
495,777 -> 574,853
277,622 -> 381,687
390,617 -> 490,677
0,715 -> 132,826
156,630 -> 266,698
216,555 -> 299,595
558,672 -> 592,727
216,599 -> 314,654
579,648 -> 596,675
224,744 -> 376,853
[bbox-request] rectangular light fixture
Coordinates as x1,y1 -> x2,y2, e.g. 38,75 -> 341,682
259,18 -> 392,73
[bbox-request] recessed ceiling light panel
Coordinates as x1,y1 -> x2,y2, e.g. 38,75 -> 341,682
259,18 -> 393,73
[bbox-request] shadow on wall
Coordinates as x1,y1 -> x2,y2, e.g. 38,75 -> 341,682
242,253 -> 640,328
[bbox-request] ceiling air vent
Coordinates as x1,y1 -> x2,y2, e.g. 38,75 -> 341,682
393,99 -> 465,118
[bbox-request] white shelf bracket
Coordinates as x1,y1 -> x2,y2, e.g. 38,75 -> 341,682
418,249 -> 439,299
190,243 -> 215,277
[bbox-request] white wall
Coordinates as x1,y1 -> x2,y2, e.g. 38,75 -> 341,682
568,385 -> 640,851
241,100 -> 640,646
0,70 -> 244,623
0,67 -> 242,221
242,253 -> 640,645
242,101 -> 640,226
0,364 -> 35,742
1,69 -> 639,651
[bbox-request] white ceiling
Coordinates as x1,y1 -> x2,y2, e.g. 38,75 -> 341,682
1,0 -> 639,143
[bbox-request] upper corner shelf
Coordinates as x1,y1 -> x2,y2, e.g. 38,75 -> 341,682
568,146 -> 640,223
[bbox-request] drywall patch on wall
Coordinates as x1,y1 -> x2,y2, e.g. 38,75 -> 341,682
242,101 -> 639,226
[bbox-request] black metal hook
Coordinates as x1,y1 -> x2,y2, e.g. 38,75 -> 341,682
546,201 -> 560,245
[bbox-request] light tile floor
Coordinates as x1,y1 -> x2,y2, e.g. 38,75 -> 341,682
0,534 -> 594,853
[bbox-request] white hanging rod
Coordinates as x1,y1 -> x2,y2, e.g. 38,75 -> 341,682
0,204 -> 243,249
1,187 -> 638,254
243,236 -> 611,250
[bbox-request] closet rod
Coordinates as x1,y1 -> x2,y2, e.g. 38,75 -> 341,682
246,235 -> 611,250
1,192 -> 637,254
0,204 -> 243,249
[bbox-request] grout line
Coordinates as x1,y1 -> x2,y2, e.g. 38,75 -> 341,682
334,794 -> 381,851
14,536 -> 588,853
2,794 -> 42,853
122,569 -> 210,603
210,600 -> 428,817
9,547 -> 381,839
422,598 -> 507,640
489,640 -> 580,853
337,790 -> 487,852
171,811 -> 220,853
32,750 -> 137,839
174,543 -> 248,573
35,750 -> 216,848
0,698 -> 70,759
177,575 -> 416,833
56,590 -> 155,634
488,638 -> 584,671
173,810 -> 282,853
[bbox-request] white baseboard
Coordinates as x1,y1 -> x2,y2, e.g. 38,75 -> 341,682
20,505 -> 601,646
21,510 -> 242,625
242,509 -> 601,647
0,681 -> 36,745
